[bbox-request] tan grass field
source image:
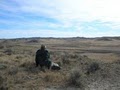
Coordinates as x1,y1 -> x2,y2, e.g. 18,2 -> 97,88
0,37 -> 120,90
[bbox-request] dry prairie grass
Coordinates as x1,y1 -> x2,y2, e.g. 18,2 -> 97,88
0,37 -> 120,90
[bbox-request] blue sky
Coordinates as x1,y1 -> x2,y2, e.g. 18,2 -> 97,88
0,0 -> 120,38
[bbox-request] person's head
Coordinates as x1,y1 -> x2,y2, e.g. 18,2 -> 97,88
40,44 -> 46,50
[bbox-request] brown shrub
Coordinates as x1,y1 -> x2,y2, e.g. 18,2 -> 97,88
86,62 -> 100,75
0,45 -> 4,49
20,61 -> 40,73
8,67 -> 18,75
0,75 -> 8,90
44,72 -> 65,84
4,49 -> 13,55
67,69 -> 85,88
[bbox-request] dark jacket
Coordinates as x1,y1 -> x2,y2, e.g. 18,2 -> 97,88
35,49 -> 50,64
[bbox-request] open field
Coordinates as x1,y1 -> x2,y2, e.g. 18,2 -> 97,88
0,37 -> 120,90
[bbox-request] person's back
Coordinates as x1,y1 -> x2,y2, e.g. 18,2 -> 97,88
35,45 -> 51,69
36,49 -> 49,62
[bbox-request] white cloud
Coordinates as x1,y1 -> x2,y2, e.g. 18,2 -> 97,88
11,0 -> 120,22
55,0 -> 120,22
0,0 -> 120,38
2,0 -> 120,23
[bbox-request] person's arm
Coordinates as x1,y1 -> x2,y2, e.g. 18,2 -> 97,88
48,51 -> 50,59
35,51 -> 39,67
46,50 -> 50,59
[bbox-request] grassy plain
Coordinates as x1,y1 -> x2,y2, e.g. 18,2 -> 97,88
0,37 -> 120,90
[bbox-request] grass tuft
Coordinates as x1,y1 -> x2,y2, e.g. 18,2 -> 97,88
67,69 -> 85,88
